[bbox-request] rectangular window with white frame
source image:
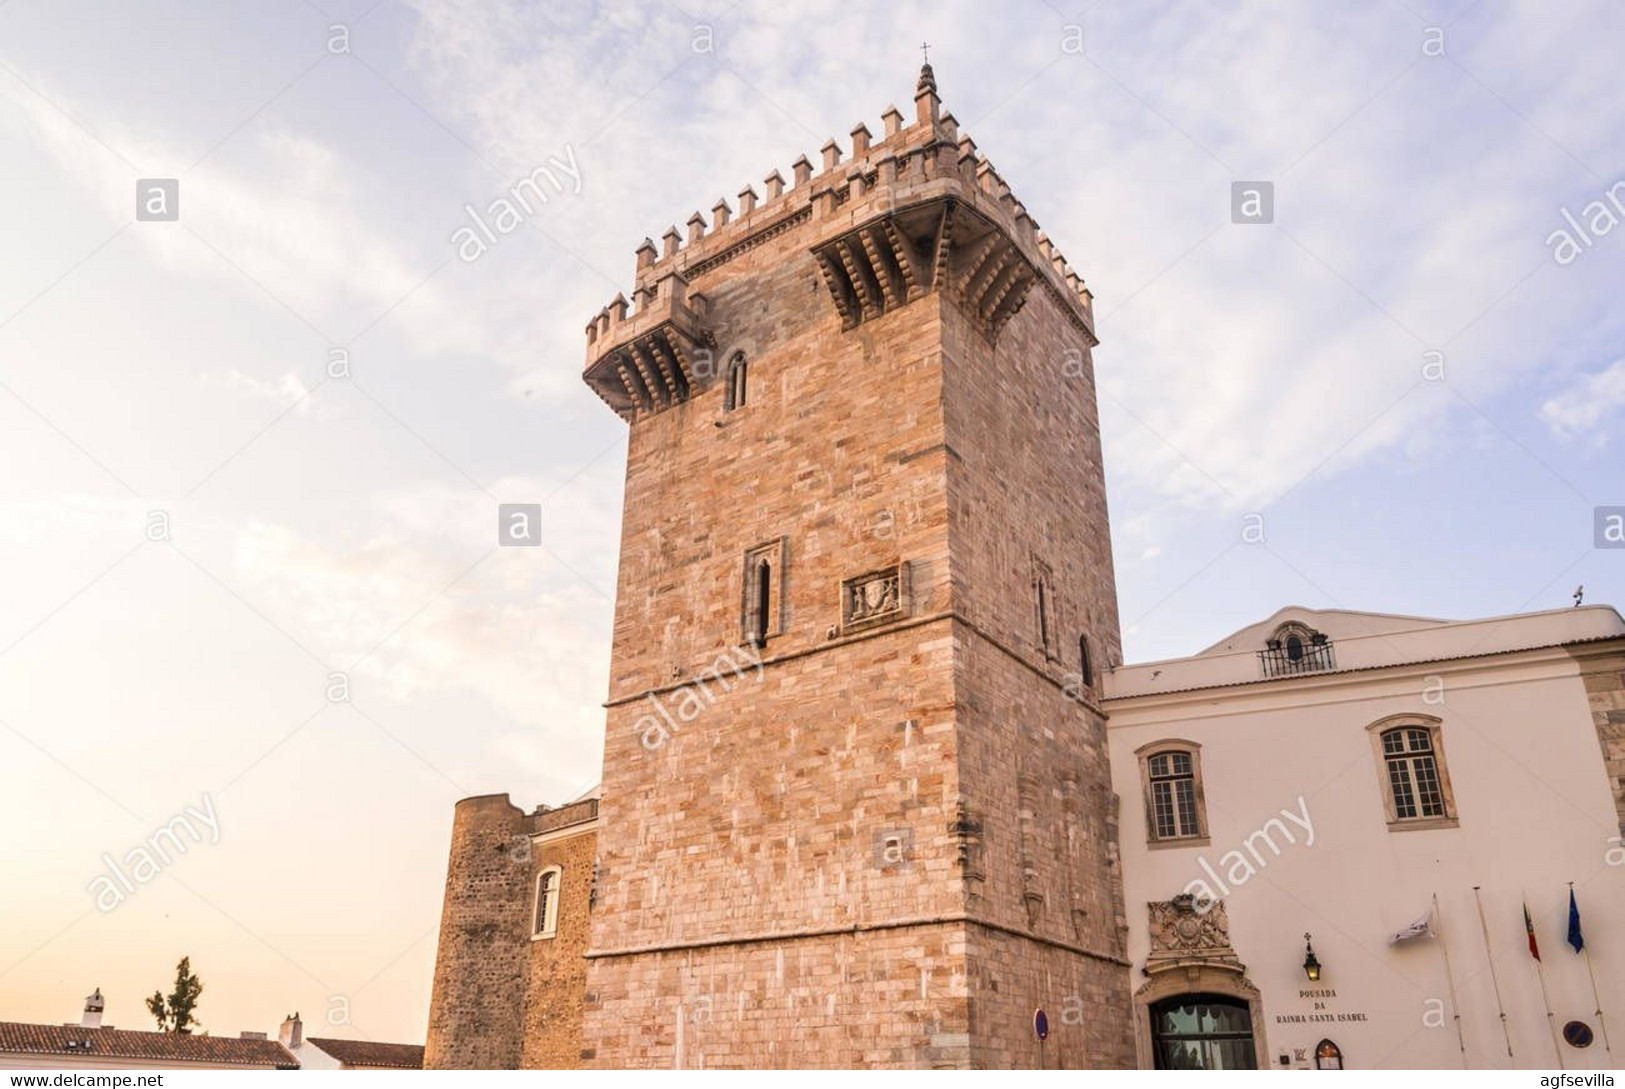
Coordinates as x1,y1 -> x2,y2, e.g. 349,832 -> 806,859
1369,717 -> 1457,829
532,865 -> 562,940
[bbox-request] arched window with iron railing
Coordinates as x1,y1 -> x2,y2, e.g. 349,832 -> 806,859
1258,622 -> 1334,677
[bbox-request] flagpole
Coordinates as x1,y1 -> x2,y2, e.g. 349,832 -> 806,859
1524,889 -> 1565,1070
1582,951 -> 1613,1062
1472,886 -> 1515,1062
1434,892 -> 1469,1068
1572,882 -> 1615,1065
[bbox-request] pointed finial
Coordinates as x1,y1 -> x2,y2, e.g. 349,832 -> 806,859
916,56 -> 940,125
882,104 -> 904,137
635,237 -> 657,271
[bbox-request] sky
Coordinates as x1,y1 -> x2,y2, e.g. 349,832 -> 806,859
1,0 -> 1622,1048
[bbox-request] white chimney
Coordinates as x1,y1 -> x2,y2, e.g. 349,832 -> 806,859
278,1012 -> 303,1050
81,988 -> 104,1029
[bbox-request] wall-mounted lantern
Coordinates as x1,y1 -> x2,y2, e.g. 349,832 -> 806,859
1303,933 -> 1322,982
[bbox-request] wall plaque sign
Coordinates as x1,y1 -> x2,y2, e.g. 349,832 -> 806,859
841,563 -> 908,632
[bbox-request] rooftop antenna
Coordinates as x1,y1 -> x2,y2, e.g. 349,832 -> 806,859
1574,584 -> 1585,607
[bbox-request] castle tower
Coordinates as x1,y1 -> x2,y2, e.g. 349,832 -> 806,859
578,65 -> 1133,1069
425,796 -> 532,1069
424,793 -> 600,1069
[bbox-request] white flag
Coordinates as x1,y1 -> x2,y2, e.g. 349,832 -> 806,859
1390,908 -> 1434,944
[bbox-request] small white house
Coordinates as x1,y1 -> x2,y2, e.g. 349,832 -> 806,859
278,1013 -> 424,1070
0,990 -> 296,1070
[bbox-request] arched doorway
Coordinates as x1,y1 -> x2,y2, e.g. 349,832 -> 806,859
1150,994 -> 1258,1070
1135,897 -> 1268,1069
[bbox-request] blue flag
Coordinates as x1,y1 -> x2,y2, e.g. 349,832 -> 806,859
1567,889 -> 1585,953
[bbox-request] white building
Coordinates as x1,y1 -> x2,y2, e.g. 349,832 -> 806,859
277,1013 -> 424,1070
0,990 -> 295,1070
1105,604 -> 1625,1070
0,995 -> 422,1072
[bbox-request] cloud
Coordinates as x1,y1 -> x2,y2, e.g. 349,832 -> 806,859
393,1 -> 1623,517
1540,357 -> 1625,442
198,368 -> 318,413
3,85 -> 594,404
221,472 -> 617,727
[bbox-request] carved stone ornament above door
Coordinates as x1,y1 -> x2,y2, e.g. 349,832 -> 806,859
1146,893 -> 1245,977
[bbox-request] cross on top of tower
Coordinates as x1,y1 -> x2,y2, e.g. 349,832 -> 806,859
921,41 -> 930,64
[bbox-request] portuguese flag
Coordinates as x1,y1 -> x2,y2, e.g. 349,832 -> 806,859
1524,901 -> 1541,961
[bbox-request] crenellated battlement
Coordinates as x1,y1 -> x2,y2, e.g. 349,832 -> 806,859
582,64 -> 1096,421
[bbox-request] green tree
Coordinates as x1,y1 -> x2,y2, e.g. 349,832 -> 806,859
146,956 -> 204,1034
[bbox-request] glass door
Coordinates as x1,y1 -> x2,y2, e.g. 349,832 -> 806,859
1150,994 -> 1258,1070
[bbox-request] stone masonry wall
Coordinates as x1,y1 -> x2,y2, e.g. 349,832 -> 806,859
600,243 -> 952,702
1574,647 -> 1625,835
940,282 -> 1133,1066
424,795 -> 530,1069
582,237 -> 969,1060
965,926 -> 1135,1069
587,924 -> 973,1069
520,823 -> 598,1068
426,796 -> 599,1070
939,269 -> 1121,675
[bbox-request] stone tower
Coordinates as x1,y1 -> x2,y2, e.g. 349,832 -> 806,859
577,66 -> 1133,1069
424,793 -> 599,1069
